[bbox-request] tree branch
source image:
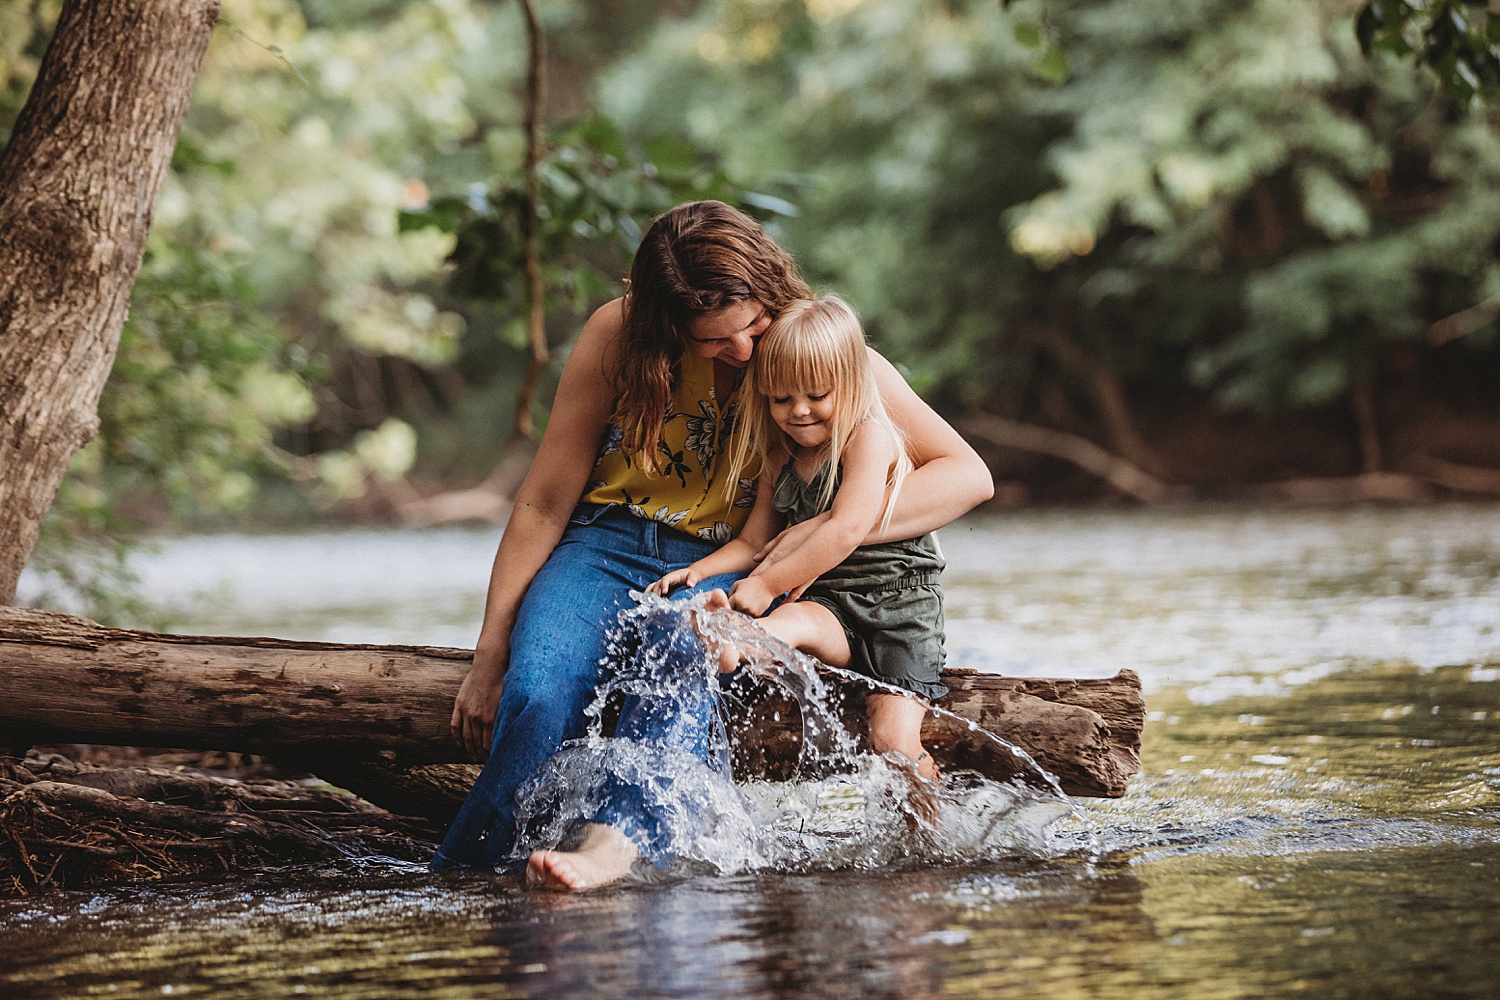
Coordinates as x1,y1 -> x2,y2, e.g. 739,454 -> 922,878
962,411 -> 1187,503
1015,322 -> 1165,476
1408,455 -> 1500,496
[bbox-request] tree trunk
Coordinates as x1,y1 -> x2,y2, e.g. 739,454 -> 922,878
0,607 -> 1144,813
0,0 -> 221,603
512,0 -> 550,441
1350,381 -> 1383,474
1021,322 -> 1167,479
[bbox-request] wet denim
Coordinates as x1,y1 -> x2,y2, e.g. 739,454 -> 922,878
430,503 -> 745,871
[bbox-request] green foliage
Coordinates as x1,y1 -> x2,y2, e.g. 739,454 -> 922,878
603,0 -> 1500,428
99,241 -> 314,512
7,0 -> 1500,618
1357,0 -> 1500,104
410,113 -> 792,354
27,240 -> 306,621
4,0 -> 529,614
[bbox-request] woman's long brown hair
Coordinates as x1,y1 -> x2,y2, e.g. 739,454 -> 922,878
613,201 -> 811,474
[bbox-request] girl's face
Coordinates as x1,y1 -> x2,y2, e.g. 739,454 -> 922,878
685,300 -> 772,367
769,386 -> 836,450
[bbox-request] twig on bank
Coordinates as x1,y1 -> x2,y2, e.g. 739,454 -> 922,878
1428,297 -> 1500,346
1245,472 -> 1433,504
962,411 -> 1189,503
1407,455 -> 1500,496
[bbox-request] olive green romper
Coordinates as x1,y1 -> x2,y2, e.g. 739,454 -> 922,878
772,461 -> 948,701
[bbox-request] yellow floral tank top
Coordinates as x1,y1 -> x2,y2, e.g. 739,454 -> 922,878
581,350 -> 755,543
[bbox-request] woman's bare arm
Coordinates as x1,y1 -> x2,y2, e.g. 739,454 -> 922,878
868,348 -> 994,539
751,348 -> 993,569
452,299 -> 626,760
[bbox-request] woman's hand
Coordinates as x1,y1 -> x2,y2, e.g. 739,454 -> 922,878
447,300 -> 626,762
647,567 -> 700,596
749,513 -> 826,601
728,576 -> 779,617
451,648 -> 508,762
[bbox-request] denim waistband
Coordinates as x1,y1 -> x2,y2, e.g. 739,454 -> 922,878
567,501 -> 719,566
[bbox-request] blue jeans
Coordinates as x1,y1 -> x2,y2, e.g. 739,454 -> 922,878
430,504 -> 745,871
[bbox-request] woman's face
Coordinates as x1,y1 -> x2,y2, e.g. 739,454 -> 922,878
685,300 -> 772,367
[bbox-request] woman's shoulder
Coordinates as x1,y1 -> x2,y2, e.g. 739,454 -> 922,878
582,297 -> 626,347
571,297 -> 627,378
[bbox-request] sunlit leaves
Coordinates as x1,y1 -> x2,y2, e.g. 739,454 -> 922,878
610,0 -> 1500,427
1356,0 -> 1500,104
99,241 -> 311,510
408,113 -> 784,346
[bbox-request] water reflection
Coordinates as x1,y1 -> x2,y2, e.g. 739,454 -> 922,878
3,658 -> 1496,998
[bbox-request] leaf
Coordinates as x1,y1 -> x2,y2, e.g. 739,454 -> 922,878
1030,46 -> 1070,84
556,114 -> 628,161
1013,23 -> 1043,49
398,197 -> 465,234
643,132 -> 699,180
741,191 -> 800,217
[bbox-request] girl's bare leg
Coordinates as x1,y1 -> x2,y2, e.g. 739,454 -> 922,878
754,600 -> 852,667
700,593 -> 853,673
526,822 -> 638,892
865,692 -> 937,780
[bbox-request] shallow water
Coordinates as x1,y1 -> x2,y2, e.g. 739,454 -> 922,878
7,503 -> 1500,998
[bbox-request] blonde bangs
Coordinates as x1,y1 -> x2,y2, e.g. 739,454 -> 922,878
728,294 -> 915,532
752,299 -> 863,403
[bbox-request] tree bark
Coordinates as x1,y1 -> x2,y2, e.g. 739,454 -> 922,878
0,0 -> 220,603
0,607 -> 1144,814
1349,381 -> 1383,474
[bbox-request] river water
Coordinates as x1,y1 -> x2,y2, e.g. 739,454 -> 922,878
4,503 -> 1499,998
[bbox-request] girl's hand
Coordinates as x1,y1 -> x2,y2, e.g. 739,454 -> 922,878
648,567 -> 701,596
728,576 -> 778,617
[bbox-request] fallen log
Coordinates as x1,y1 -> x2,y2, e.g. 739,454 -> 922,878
0,607 -> 1143,821
0,751 -> 436,897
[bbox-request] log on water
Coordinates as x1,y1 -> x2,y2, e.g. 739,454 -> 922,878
0,608 -> 1143,821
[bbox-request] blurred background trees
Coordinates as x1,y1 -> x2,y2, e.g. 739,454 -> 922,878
3,0 -> 1499,616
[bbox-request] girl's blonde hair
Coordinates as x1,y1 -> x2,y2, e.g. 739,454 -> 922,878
726,295 -> 912,530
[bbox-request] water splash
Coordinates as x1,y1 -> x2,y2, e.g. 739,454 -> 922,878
511,592 -> 1084,878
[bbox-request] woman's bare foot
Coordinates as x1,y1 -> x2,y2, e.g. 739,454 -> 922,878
525,823 -> 639,892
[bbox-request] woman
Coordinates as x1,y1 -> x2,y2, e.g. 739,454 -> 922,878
433,201 -> 993,884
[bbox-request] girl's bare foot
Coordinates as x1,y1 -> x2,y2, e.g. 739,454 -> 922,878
897,753 -> 942,828
525,823 -> 639,892
696,590 -> 746,673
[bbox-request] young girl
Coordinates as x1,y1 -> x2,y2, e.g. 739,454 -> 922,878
648,295 -> 947,781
